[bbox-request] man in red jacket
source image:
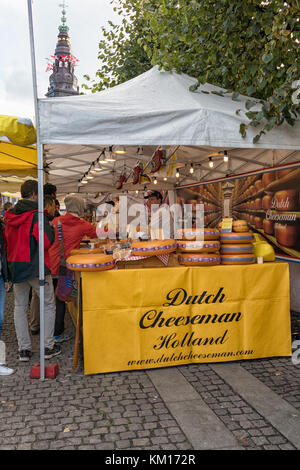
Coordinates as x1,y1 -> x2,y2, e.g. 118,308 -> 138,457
4,180 -> 60,362
49,194 -> 97,342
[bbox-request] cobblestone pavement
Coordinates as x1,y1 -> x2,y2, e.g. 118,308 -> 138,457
0,292 -> 299,451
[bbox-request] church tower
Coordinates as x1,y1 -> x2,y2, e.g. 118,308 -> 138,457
46,3 -> 79,97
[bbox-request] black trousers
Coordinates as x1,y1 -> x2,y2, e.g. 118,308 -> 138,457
52,278 -> 66,336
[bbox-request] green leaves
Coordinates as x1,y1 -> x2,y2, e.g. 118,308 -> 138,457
83,0 -> 300,143
262,53 -> 273,64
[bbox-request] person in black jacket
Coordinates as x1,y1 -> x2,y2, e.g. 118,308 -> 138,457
0,218 -> 14,375
4,180 -> 61,362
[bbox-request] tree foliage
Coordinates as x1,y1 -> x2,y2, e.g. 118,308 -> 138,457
83,0 -> 300,142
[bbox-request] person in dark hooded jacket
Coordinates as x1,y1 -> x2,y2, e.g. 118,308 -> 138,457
4,180 -> 61,362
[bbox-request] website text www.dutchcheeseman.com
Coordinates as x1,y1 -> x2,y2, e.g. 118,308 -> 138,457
127,349 -> 254,367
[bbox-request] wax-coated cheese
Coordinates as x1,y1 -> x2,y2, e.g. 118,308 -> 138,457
178,253 -> 221,266
274,190 -> 299,211
276,169 -> 295,179
262,172 -> 276,187
254,217 -> 263,229
254,179 -> 263,192
177,240 -> 220,253
263,219 -> 274,235
275,223 -> 299,248
220,244 -> 254,255
176,228 -> 219,240
262,194 -> 273,210
66,254 -> 115,271
220,232 -> 254,244
221,254 -> 255,265
131,239 -> 177,257
69,247 -> 103,256
232,220 -> 248,233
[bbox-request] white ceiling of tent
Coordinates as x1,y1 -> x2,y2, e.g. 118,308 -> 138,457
44,143 -> 300,196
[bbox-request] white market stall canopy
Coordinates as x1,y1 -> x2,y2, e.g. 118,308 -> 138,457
38,67 -> 300,195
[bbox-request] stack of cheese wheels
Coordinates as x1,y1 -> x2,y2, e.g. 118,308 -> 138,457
66,253 -> 115,272
130,239 -> 177,257
177,228 -> 220,266
220,231 -> 255,265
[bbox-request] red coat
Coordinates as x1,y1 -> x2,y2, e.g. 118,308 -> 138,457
49,213 -> 97,275
4,199 -> 54,283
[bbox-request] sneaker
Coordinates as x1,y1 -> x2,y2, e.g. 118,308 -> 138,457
0,364 -> 14,376
44,344 -> 61,359
19,350 -> 32,362
54,333 -> 72,344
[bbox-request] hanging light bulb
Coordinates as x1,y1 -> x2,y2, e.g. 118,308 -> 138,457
153,176 -> 157,185
190,163 -> 194,174
163,177 -> 167,181
114,146 -> 126,155
209,157 -> 214,168
223,151 -> 229,162
135,190 -> 139,194
105,147 -> 116,162
176,169 -> 180,178
90,164 -> 97,174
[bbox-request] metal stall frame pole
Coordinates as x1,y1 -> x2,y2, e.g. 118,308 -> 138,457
27,0 -> 45,380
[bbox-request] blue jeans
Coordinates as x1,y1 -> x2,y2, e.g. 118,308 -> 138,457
0,275 -> 6,339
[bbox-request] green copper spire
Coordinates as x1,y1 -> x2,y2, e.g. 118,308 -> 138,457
58,1 -> 69,34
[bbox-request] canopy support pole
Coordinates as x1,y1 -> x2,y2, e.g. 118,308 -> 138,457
27,0 -> 45,380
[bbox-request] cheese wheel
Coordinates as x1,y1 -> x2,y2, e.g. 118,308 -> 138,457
274,223 -> 299,248
276,169 -> 294,179
221,254 -> 255,265
274,190 -> 299,211
263,219 -> 274,235
255,179 -> 263,192
254,216 -> 263,229
262,172 -> 276,187
176,228 -> 219,240
220,244 -> 254,255
249,185 -> 255,195
66,254 -> 115,271
220,232 -> 254,244
177,240 -> 220,253
232,220 -> 248,232
130,239 -> 177,257
178,253 -> 221,266
255,198 -> 262,210
69,247 -> 104,256
262,194 -> 273,210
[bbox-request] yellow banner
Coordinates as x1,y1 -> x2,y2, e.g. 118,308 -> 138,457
81,262 -> 291,375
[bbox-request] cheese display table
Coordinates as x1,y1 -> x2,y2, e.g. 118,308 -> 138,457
71,262 -> 291,375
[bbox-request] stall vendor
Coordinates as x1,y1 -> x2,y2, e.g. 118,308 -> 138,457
144,191 -> 174,239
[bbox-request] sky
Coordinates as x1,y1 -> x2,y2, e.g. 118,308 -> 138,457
0,0 -> 121,121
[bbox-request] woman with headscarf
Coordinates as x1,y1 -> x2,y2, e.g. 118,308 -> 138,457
49,195 -> 97,343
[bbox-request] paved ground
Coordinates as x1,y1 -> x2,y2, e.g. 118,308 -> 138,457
0,291 -> 300,451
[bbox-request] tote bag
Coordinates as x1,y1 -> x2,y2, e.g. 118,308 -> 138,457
55,220 -> 78,302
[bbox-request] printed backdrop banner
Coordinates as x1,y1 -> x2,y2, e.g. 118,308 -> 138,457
81,263 -> 291,375
177,166 -> 300,261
